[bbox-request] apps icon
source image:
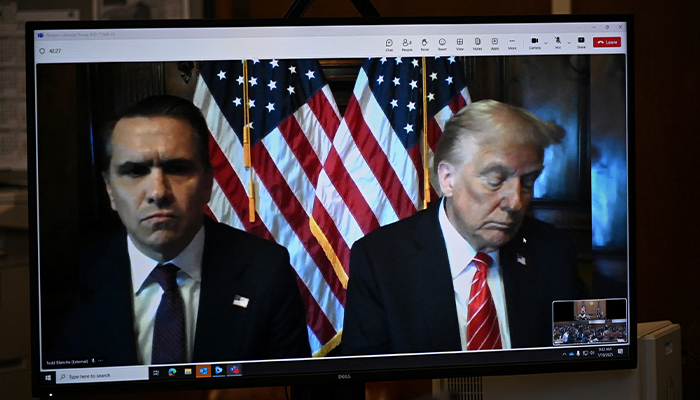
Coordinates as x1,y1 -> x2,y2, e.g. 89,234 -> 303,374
168,368 -> 177,377
184,368 -> 192,375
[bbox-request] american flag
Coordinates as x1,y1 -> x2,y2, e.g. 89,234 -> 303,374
312,56 -> 471,284
193,56 -> 470,356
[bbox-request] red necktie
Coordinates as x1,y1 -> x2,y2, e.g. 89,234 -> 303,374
466,253 -> 502,350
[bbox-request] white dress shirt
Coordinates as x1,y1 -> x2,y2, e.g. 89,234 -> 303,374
129,227 -> 205,364
438,199 -> 511,350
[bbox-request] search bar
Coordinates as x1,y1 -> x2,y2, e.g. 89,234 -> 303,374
54,366 -> 147,384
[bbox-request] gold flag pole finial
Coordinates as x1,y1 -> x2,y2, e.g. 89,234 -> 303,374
242,60 -> 255,222
242,60 -> 252,168
421,57 -> 430,210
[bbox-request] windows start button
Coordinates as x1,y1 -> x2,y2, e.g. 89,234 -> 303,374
593,37 -> 622,47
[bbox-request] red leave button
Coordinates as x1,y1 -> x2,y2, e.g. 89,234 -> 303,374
593,37 -> 622,47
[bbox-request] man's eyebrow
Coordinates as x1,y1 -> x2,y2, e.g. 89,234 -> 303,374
478,163 -> 544,176
478,163 -> 515,176
116,160 -> 153,174
159,158 -> 196,166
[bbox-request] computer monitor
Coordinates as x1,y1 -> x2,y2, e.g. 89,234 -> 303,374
27,15 -> 635,398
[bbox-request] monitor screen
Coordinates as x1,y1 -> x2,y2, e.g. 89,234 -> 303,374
28,15 -> 635,397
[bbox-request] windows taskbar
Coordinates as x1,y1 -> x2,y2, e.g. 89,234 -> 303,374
39,344 -> 628,386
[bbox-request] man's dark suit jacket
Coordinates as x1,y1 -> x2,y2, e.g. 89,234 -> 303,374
53,218 -> 310,366
342,201 -> 586,356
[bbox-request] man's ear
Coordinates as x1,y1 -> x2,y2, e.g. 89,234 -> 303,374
437,161 -> 456,197
102,172 -> 117,211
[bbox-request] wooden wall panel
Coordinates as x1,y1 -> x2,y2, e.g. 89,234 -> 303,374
572,1 -> 700,399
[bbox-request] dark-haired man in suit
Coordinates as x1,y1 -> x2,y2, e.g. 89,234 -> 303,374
55,95 -> 310,366
342,100 -> 586,356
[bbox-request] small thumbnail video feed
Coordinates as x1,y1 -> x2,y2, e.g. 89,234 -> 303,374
552,299 -> 627,345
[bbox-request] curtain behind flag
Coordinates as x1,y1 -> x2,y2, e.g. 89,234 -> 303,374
194,59 -> 344,356
311,56 -> 472,294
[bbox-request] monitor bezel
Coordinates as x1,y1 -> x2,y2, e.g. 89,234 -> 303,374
27,14 -> 636,397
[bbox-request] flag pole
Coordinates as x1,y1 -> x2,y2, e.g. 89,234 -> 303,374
421,57 -> 430,210
242,60 -> 256,222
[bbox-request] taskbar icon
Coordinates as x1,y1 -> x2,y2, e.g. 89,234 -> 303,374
148,365 -> 198,380
148,363 -> 244,380
227,364 -> 243,376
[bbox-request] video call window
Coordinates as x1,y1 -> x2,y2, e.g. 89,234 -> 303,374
37,52 -> 628,361
552,299 -> 628,346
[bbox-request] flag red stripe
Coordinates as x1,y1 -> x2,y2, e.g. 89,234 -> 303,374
323,146 -> 380,235
296,275 -> 337,344
307,89 -> 341,141
449,92 -> 467,114
278,116 -> 323,187
427,118 -> 443,153
209,135 -> 273,240
311,197 -> 352,274
252,143 -> 347,304
204,205 -> 217,221
407,143 -> 422,184
407,143 -> 424,203
344,96 -> 417,219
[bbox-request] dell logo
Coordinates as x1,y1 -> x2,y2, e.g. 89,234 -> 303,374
338,374 -> 352,379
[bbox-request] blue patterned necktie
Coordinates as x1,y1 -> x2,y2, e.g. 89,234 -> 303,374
150,263 -> 187,364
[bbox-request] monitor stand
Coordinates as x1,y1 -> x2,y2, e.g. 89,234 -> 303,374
291,382 -> 366,400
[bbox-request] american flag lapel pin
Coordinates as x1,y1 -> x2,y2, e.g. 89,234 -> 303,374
233,295 -> 250,308
517,237 -> 527,265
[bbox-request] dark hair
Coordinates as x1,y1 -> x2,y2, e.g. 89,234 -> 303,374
433,99 -> 565,174
101,95 -> 211,172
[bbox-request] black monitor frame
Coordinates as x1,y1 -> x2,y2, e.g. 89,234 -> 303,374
27,14 -> 636,398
